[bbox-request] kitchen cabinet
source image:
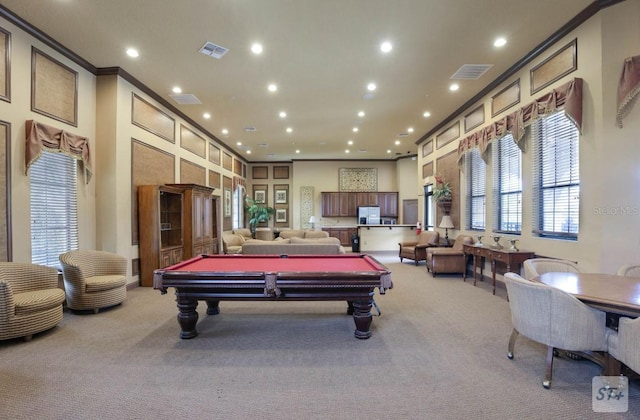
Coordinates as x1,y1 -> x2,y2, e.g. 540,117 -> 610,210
322,191 -> 396,217
322,227 -> 358,246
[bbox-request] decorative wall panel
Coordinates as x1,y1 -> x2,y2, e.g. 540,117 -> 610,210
300,186 -> 314,229
31,48 -> 77,126
338,168 -> 377,192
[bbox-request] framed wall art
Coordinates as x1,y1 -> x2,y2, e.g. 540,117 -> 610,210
530,38 -> 577,94
275,188 -> 287,204
0,27 -> 10,103
491,79 -> 520,117
31,47 -> 78,126
224,188 -> 232,217
275,209 -> 287,223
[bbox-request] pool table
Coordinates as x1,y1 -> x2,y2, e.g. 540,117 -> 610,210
153,254 -> 393,339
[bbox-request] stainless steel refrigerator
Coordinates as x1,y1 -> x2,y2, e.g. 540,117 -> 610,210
357,206 -> 381,225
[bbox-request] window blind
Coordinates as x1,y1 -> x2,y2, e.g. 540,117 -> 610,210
466,148 -> 486,230
532,111 -> 580,238
30,151 -> 79,267
493,134 -> 522,233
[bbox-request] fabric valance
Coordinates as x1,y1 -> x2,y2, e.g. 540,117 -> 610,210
25,119 -> 92,183
457,78 -> 583,164
233,176 -> 246,191
616,55 -> 640,128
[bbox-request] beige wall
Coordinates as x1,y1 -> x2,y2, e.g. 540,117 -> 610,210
417,0 -> 640,273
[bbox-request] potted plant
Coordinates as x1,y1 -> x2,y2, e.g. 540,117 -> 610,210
433,176 -> 452,202
245,197 -> 275,238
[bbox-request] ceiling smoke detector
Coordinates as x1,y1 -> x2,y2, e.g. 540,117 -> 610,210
199,41 -> 229,59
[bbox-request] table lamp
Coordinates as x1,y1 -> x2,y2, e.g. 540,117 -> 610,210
309,216 -> 317,230
439,215 -> 454,246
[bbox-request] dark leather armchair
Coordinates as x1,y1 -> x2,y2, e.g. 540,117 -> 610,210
399,231 -> 439,265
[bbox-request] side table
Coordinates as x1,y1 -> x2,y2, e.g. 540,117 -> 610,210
463,244 -> 535,294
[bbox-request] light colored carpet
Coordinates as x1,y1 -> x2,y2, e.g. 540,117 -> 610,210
0,252 -> 637,419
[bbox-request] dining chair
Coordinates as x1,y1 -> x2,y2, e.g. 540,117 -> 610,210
522,258 -> 581,281
616,264 -> 640,278
503,272 -> 609,388
607,316 -> 640,375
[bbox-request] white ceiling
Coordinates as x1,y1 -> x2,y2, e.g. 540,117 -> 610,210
0,0 -> 595,162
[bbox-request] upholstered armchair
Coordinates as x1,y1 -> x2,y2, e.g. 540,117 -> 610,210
607,316 -> 640,375
233,228 -> 253,240
222,232 -> 245,254
0,262 -> 66,341
503,272 -> 609,389
399,231 -> 440,265
59,250 -> 127,313
426,235 -> 473,276
522,258 -> 581,281
616,264 -> 640,277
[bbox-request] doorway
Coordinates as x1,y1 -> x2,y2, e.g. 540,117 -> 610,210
403,199 -> 418,225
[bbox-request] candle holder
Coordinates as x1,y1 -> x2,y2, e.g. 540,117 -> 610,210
475,236 -> 483,246
491,235 -> 503,249
509,239 -> 519,251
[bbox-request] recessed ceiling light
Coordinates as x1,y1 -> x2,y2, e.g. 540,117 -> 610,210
408,127 -> 414,133
237,141 -> 242,146
387,149 -> 392,154
279,111 -> 287,118
203,113 -> 211,119
347,140 -> 353,145
358,111 -> 365,117
423,111 -> 431,118
126,48 -> 139,58
352,127 -> 359,132
345,149 -> 350,153
286,127 -> 292,133
295,149 -> 300,154
268,83 -> 278,92
367,83 -> 377,91
222,129 -> 228,135
380,41 -> 392,53
395,140 -> 401,145
251,43 -> 263,54
449,84 -> 459,91
246,150 -> 252,154
172,86 -> 182,94
494,37 -> 507,47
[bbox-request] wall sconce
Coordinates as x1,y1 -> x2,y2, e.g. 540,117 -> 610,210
439,215 -> 454,246
309,216 -> 317,230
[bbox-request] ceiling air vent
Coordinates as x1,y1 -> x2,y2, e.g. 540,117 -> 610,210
451,64 -> 493,80
398,133 -> 409,137
244,126 -> 257,132
199,41 -> 229,59
169,93 -> 202,105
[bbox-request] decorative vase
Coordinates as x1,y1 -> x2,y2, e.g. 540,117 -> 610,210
438,196 -> 453,215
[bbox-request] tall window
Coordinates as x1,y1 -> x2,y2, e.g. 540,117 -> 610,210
233,187 -> 244,229
466,148 -> 486,230
493,134 -> 522,233
424,184 -> 434,230
532,111 -> 580,238
30,151 -> 78,267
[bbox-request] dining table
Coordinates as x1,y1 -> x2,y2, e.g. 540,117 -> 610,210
535,271 -> 640,376
534,272 -> 640,318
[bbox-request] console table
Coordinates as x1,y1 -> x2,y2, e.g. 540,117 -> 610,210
463,244 -> 535,294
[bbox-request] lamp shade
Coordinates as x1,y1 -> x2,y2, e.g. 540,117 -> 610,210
439,215 -> 454,229
309,216 -> 317,224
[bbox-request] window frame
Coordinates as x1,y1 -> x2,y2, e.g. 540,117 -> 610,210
465,148 -> 486,231
30,150 -> 79,268
492,134 -> 522,235
531,111 -> 580,239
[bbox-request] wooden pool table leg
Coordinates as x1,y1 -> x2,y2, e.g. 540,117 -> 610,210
206,300 -> 220,315
346,301 -> 354,315
352,299 -> 373,339
176,295 -> 199,339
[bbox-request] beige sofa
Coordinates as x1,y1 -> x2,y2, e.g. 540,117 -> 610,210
278,229 -> 329,239
241,236 -> 346,255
